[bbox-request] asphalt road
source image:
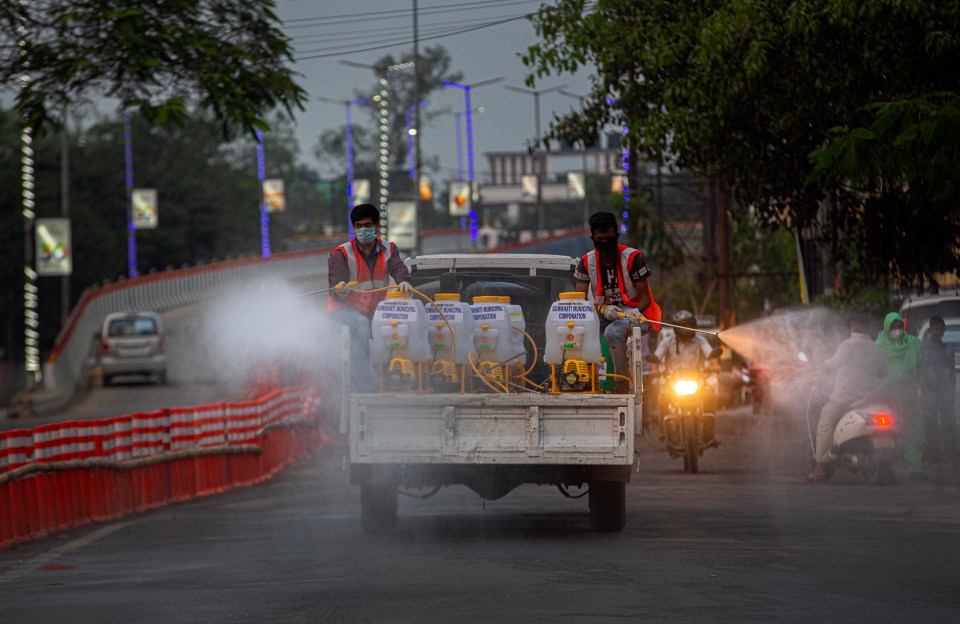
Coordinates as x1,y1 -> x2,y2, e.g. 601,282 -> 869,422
2,413 -> 959,623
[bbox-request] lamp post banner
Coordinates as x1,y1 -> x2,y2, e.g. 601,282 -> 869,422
449,181 -> 472,216
521,175 -> 538,202
567,172 -> 586,199
35,218 -> 72,277
386,200 -> 418,251
352,179 -> 370,206
262,178 -> 286,213
132,188 -> 159,229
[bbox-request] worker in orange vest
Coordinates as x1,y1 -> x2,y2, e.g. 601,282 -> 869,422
328,204 -> 413,386
574,211 -> 662,392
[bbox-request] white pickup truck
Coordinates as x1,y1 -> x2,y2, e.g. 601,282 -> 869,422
340,254 -> 644,533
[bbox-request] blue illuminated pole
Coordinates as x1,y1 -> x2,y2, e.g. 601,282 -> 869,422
123,108 -> 138,277
443,78 -> 503,241
605,96 -> 630,232
621,124 -> 629,232
255,125 -> 270,258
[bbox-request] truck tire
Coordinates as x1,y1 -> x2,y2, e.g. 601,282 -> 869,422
360,483 -> 398,534
589,480 -> 625,532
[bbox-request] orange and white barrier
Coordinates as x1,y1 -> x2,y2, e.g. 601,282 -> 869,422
0,386 -> 328,548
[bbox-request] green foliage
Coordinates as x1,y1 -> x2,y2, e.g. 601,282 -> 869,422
524,0 -> 960,293
0,0 -> 306,139
809,92 -> 960,288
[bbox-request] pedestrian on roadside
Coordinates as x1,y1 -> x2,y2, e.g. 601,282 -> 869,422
920,316 -> 957,468
876,312 -> 925,481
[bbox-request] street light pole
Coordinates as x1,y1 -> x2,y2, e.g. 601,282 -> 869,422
504,84 -> 567,236
317,95 -> 370,234
556,89 -> 590,229
442,76 -> 503,242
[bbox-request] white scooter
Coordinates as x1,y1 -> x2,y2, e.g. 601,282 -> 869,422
806,386 -> 900,484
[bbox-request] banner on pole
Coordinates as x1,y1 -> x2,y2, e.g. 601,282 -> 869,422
386,200 -> 418,251
352,179 -> 370,206
132,188 -> 158,229
262,178 -> 285,213
567,172 -> 585,199
611,174 -> 627,195
520,174 -> 538,202
35,218 -> 72,276
419,175 -> 433,201
448,181 -> 471,216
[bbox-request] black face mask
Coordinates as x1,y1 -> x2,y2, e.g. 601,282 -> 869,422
593,237 -> 618,255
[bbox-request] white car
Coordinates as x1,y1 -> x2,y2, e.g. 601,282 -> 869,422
99,311 -> 167,385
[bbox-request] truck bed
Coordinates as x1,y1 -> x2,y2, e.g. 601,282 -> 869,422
349,392 -> 635,465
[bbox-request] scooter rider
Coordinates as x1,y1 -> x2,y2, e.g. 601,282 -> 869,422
328,204 -> 413,386
806,315 -> 888,482
574,211 -> 662,391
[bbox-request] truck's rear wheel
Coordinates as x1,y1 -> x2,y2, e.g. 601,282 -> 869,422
360,483 -> 398,534
589,480 -> 625,532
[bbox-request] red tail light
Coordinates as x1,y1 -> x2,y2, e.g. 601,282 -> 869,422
157,336 -> 165,353
874,414 -> 894,427
101,339 -> 109,355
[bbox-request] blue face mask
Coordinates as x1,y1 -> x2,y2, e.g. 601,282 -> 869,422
355,226 -> 377,244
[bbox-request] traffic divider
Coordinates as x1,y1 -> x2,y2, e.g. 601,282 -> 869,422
0,386 -> 327,548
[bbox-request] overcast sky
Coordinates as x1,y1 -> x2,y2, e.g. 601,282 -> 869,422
277,0 -> 594,182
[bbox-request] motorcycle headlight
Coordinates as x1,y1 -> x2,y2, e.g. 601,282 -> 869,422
672,378 -> 699,396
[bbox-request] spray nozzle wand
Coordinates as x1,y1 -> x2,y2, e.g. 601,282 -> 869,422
298,281 -> 358,297
618,309 -> 721,338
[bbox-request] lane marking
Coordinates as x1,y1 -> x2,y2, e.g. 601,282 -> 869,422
0,521 -> 136,582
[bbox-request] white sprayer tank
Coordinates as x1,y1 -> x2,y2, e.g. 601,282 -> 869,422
500,296 -> 527,366
471,296 -> 515,364
426,293 -> 475,365
371,291 -> 431,365
544,292 -> 602,365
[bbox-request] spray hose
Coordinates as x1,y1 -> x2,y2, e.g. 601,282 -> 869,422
606,307 -> 721,338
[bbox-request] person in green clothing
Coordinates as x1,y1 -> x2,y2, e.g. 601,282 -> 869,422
876,312 -> 925,481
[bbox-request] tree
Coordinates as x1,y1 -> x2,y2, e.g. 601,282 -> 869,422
314,46 -> 463,193
524,0 -> 960,293
809,93 -> 960,290
0,0 -> 306,137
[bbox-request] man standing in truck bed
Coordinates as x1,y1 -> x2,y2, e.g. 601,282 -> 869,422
574,211 -> 662,391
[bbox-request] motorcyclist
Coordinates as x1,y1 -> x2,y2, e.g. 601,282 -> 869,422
652,310 -> 719,373
650,310 -> 721,423
805,315 -> 888,482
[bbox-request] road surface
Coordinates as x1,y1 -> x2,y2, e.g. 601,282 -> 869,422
2,412 -> 959,623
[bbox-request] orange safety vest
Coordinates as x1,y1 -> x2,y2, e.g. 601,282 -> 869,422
327,239 -> 395,316
582,245 -> 662,331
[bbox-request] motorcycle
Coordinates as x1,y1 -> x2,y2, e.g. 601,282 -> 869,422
805,387 -> 901,484
646,354 -> 721,474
